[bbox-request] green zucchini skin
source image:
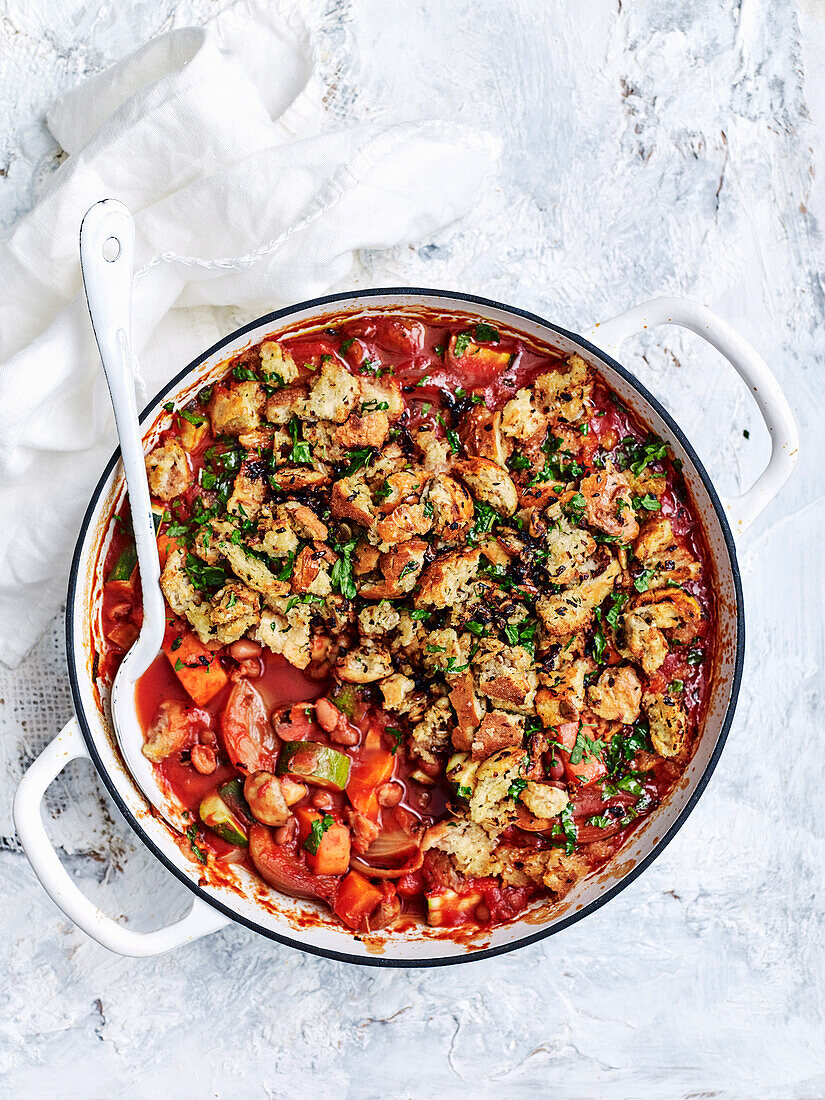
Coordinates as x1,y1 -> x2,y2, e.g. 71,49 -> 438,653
107,543 -> 138,582
276,741 -> 351,791
199,791 -> 248,846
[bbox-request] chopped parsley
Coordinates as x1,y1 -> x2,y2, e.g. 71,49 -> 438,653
632,493 -> 661,512
452,323 -> 499,356
602,773 -> 645,799
592,608 -> 608,664
474,322 -> 500,343
232,365 -> 258,382
288,417 -> 313,465
303,814 -> 334,855
277,550 -> 297,582
633,568 -> 655,593
436,413 -> 460,454
360,399 -> 390,414
184,554 -> 227,593
687,648 -> 705,667
284,593 -> 324,613
438,644 -> 479,674
504,618 -> 538,657
330,536 -> 358,600
453,331 -> 473,357
507,777 -> 528,800
360,359 -> 392,378
617,433 -> 669,476
339,447 -> 376,477
339,337 -> 355,354
569,724 -> 605,766
185,825 -> 208,865
386,727 -> 404,755
467,501 -> 501,543
565,491 -> 586,522
604,722 -> 650,775
551,803 -> 577,855
605,592 -> 629,632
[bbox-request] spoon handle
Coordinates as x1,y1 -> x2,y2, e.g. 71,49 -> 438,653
79,200 -> 165,660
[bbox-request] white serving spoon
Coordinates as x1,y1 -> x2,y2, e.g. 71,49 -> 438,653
80,199 -> 177,822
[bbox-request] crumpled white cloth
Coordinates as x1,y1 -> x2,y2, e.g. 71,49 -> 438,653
0,0 -> 499,667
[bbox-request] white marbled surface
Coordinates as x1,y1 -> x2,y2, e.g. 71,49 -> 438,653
1,1 -> 824,1096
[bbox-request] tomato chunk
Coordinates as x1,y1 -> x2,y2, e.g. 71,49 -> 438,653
333,871 -> 383,929
162,627 -> 228,706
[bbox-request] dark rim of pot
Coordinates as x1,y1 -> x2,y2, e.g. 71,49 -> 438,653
66,287 -> 745,968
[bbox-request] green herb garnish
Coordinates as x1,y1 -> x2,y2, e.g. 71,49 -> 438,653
303,814 -> 334,855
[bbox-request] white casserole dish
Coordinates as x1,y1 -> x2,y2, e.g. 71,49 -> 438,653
14,290 -> 797,963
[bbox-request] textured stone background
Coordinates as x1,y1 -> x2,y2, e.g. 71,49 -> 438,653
0,1 -> 823,1097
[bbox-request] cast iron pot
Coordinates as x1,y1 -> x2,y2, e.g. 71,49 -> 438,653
14,290 -> 797,964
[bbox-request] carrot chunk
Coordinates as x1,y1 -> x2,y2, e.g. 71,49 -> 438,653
295,808 -> 352,876
162,626 -> 228,706
333,871 -> 383,929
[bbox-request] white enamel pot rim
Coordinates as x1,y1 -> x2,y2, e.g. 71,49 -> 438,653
14,288 -> 798,964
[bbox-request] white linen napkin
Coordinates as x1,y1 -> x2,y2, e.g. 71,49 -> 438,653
0,1 -> 499,666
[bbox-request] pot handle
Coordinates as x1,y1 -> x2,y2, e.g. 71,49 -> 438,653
585,297 -> 798,535
13,718 -> 231,957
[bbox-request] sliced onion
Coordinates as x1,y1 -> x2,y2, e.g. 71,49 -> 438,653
575,821 -> 626,844
350,849 -> 424,880
361,827 -> 420,868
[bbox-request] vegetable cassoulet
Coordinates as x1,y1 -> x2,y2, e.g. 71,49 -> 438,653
98,311 -> 714,934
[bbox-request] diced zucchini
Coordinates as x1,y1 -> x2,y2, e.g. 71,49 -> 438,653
328,682 -> 359,718
107,543 -> 137,582
151,504 -> 166,533
426,889 -> 483,927
218,777 -> 252,822
276,741 -> 351,791
199,792 -> 248,846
